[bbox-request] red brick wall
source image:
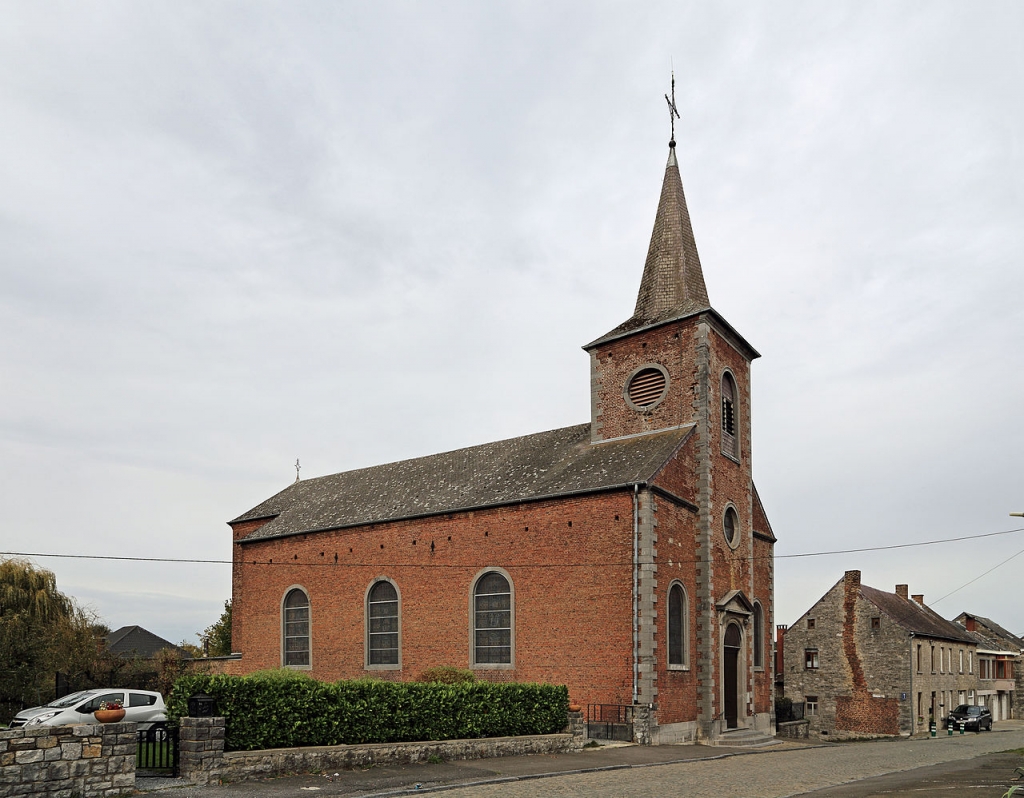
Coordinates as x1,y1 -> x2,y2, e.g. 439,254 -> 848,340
590,318 -> 700,441
230,492 -> 637,708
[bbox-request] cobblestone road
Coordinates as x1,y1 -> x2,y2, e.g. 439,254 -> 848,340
437,726 -> 1024,798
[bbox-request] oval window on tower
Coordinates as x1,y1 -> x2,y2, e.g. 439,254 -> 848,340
625,365 -> 668,411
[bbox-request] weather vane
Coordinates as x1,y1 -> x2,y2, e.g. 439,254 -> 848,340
295,458 -> 301,482
665,70 -> 680,147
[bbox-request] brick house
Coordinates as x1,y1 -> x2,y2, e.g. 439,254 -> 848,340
954,612 -> 1022,721
227,137 -> 777,744
784,571 -> 977,738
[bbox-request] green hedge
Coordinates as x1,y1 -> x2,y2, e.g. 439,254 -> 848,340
168,672 -> 569,751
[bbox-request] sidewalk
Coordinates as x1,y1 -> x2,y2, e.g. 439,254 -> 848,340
136,737 -> 819,797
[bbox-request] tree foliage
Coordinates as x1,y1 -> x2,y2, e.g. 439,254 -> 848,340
198,600 -> 232,657
0,559 -> 99,723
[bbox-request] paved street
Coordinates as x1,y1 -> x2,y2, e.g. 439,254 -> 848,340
142,721 -> 1024,797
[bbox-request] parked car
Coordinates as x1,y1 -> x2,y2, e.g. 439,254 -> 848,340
9,689 -> 166,731
944,704 -> 993,732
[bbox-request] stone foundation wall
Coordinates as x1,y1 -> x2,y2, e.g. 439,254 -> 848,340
179,717 -> 583,786
0,723 -> 135,797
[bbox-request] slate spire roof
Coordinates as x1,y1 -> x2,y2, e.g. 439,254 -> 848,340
588,144 -> 714,348
635,144 -> 710,321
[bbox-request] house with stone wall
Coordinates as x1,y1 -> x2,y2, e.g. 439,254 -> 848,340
955,612 -> 1022,721
224,129 -> 778,745
784,571 -> 977,739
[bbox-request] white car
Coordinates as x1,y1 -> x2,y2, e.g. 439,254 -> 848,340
9,689 -> 167,731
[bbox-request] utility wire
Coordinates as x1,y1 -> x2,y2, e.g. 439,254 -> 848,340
929,545 -> 1024,606
2,526 -> 1022,569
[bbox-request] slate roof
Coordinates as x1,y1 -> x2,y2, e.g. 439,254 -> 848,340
860,586 -> 975,644
956,613 -> 1024,651
106,626 -> 189,659
234,423 -> 694,542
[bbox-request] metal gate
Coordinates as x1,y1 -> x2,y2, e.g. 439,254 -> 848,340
586,704 -> 634,742
136,725 -> 179,777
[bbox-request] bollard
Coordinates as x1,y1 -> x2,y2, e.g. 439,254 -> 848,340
947,721 -> 953,736
959,721 -> 965,735
930,720 -> 937,738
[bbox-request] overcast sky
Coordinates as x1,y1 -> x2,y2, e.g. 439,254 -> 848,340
2,2 -> 1022,649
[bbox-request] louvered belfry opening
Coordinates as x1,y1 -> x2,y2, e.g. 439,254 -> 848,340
627,367 -> 667,408
721,372 -> 737,456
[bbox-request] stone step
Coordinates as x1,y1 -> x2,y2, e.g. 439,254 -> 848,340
711,728 -> 781,748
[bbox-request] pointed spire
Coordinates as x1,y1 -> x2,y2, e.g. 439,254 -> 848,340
632,143 -> 710,324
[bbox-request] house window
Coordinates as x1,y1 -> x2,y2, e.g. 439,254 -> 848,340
472,570 -> 513,666
668,582 -> 688,668
805,648 -> 819,669
807,618 -> 816,630
806,695 -> 818,716
753,602 -> 764,669
721,372 -> 738,457
871,617 -> 880,630
366,579 -> 400,667
959,649 -> 964,674
282,587 -> 310,668
939,646 -> 944,673
917,643 -> 922,673
930,646 -> 936,674
969,650 -> 974,675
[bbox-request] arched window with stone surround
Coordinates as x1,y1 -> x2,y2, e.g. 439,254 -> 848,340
721,371 -> 739,458
472,571 -> 513,666
366,579 -> 400,667
282,587 -> 310,668
668,582 -> 688,668
753,602 -> 764,669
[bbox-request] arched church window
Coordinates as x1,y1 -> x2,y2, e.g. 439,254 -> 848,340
366,579 -> 400,667
282,587 -> 310,668
472,571 -> 513,666
721,372 -> 738,457
668,582 -> 688,667
753,602 -> 764,669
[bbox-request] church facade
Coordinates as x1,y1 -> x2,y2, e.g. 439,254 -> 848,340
227,139 -> 777,744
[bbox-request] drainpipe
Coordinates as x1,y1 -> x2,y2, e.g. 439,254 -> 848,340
909,633 -> 915,735
632,483 -> 639,706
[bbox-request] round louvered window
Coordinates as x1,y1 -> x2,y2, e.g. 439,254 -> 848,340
626,366 -> 668,409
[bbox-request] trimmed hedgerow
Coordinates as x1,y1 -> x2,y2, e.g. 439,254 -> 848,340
167,672 -> 568,752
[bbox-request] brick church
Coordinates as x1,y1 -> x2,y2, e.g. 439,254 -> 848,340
227,132 -> 777,744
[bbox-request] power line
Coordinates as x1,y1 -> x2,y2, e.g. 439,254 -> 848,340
930,545 -> 1024,606
2,526 -> 1022,569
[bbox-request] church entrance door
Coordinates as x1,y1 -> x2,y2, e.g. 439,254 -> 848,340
723,623 -> 741,729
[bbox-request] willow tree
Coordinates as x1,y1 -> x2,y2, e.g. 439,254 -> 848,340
0,559 -> 97,721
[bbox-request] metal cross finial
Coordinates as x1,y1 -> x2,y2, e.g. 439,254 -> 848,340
665,71 -> 680,146
295,458 -> 301,482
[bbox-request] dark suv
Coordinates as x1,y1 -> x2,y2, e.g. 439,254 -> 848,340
944,704 -> 993,732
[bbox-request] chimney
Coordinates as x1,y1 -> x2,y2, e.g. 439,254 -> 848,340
896,584 -> 909,600
912,594 -> 924,605
844,570 -> 861,590
965,617 -> 977,632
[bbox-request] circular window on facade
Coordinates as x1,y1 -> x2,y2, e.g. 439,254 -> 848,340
625,366 -> 668,410
724,507 -> 739,547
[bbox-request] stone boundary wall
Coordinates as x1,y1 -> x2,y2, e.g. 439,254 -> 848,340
0,722 -> 135,797
776,720 -> 809,740
180,717 -> 583,786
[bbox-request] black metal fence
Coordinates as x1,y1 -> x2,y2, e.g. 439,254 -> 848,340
136,725 -> 179,777
776,700 -> 805,727
586,704 -> 634,742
